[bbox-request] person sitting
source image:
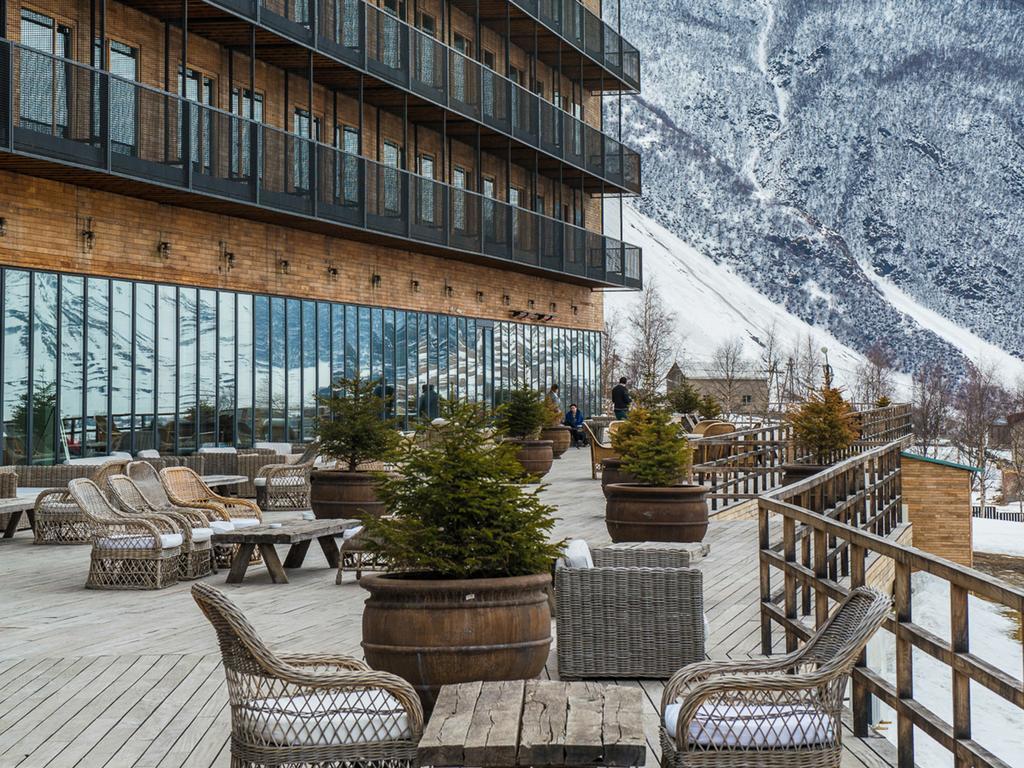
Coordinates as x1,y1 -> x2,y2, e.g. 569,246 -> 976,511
563,404 -> 586,448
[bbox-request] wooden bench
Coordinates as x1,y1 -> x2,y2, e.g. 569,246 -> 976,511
418,680 -> 645,767
211,518 -> 360,584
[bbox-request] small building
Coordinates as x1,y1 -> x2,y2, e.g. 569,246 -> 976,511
900,453 -> 978,567
666,364 -> 769,416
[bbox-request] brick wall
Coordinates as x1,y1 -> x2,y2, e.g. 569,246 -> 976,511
0,169 -> 605,329
901,455 -> 974,567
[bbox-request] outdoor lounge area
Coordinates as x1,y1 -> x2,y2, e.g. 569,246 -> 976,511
1,447 -> 904,768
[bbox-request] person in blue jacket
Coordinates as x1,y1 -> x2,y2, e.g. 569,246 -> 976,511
562,403 -> 586,447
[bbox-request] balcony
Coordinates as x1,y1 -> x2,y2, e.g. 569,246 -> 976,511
159,0 -> 641,193
0,41 -> 642,290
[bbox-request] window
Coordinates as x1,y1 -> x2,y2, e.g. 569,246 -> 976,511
380,0 -> 404,69
416,13 -> 437,87
179,67 -> 215,173
293,108 -> 321,193
451,34 -> 471,105
452,166 -> 468,231
482,176 -> 496,240
93,39 -> 139,155
418,153 -> 435,225
382,140 -> 401,213
482,49 -> 496,118
230,88 -> 263,177
509,186 -> 523,244
741,394 -> 753,405
509,66 -> 525,129
19,9 -> 72,137
337,125 -> 360,205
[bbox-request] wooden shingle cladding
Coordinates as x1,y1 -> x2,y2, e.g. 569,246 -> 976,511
900,453 -> 976,567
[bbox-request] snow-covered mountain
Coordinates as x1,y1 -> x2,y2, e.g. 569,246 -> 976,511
607,0 -> 1024,383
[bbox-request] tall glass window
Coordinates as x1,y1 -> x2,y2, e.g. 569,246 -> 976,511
254,296 -> 271,442
286,299 -> 302,440
269,297 -> 287,440
218,292 -> 236,445
301,300 -> 316,439
236,294 -> 254,446
85,278 -> 110,456
31,273 -> 58,463
2,271 -> 30,465
61,276 -> 85,458
134,283 -> 156,452
157,285 -> 177,452
178,288 -> 198,452
110,280 -> 133,453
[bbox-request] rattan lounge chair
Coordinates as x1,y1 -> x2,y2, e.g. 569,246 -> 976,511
67,478 -> 181,590
107,474 -> 215,580
192,582 -> 423,768
33,459 -> 130,544
254,442 -> 319,511
659,586 -> 891,768
556,542 -> 705,678
160,466 -> 263,566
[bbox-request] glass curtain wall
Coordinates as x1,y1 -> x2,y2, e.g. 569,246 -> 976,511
0,267 -> 602,463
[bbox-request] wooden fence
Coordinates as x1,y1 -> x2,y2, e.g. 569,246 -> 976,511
758,439 -> 1024,768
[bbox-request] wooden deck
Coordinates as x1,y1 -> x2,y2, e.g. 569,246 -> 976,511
0,450 -> 898,767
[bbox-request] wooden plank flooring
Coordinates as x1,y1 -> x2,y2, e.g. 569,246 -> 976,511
0,450 -> 897,767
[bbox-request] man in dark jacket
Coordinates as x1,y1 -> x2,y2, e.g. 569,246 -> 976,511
611,377 -> 631,420
562,403 -> 586,447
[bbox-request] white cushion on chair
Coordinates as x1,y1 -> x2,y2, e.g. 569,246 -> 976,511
232,518 -> 261,529
190,527 -> 213,543
198,446 -> 238,454
96,533 -> 184,550
136,449 -> 161,459
558,539 -> 593,569
209,520 -> 235,534
253,477 -> 267,487
342,525 -> 364,540
241,691 -> 412,746
663,702 -> 834,748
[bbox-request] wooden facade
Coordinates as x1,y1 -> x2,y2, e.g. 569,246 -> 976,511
900,453 -> 976,567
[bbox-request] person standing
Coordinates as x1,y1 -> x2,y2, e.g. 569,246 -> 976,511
546,383 -> 561,410
611,377 -> 631,420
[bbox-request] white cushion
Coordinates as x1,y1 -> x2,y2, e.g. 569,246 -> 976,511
191,527 -> 213,543
663,702 -> 834,748
254,477 -> 267,487
96,532 -> 184,550
232,518 -> 261,529
343,525 -> 364,540
199,446 -> 238,454
209,520 -> 235,534
136,449 -> 161,459
559,539 -> 594,569
255,442 -> 295,456
241,691 -> 412,746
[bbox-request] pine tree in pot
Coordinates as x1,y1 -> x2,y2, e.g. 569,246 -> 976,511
540,395 -> 571,459
782,386 -> 858,485
495,384 -> 555,479
310,378 -> 402,519
604,406 -> 708,542
359,402 -> 563,708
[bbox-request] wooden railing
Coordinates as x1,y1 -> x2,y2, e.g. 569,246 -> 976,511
758,439 -> 1024,768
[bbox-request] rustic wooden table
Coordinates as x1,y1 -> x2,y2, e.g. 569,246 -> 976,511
418,680 -> 646,768
211,518 -> 361,584
0,492 -> 42,539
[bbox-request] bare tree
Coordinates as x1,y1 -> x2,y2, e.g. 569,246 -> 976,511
911,362 -> 951,458
792,335 -> 822,398
624,285 -> 681,405
954,360 -> 1003,503
758,322 -> 785,416
601,315 -> 624,414
853,344 -> 895,405
708,337 -> 753,413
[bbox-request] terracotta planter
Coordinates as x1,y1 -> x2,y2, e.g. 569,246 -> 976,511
600,458 -> 636,497
605,483 -> 709,543
507,439 -> 554,479
310,470 -> 385,519
780,463 -> 829,487
360,572 -> 552,709
541,425 -> 571,458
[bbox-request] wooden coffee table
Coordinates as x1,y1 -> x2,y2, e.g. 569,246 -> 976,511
418,680 -> 645,767
212,518 -> 361,584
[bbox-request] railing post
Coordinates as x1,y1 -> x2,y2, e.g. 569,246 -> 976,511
783,515 -> 797,653
758,501 -> 773,654
812,527 -> 828,627
850,544 -> 872,736
950,584 -> 971,768
894,560 -> 915,768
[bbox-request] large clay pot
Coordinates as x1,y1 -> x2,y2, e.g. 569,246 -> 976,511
605,483 -> 709,543
780,463 -> 829,487
541,425 -> 571,458
601,457 -> 636,497
361,572 -> 552,709
507,439 -> 554,479
310,470 -> 385,519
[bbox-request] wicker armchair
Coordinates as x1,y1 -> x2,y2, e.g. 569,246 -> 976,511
556,545 -> 705,679
160,466 -> 263,567
33,459 -> 130,544
254,442 -> 319,511
67,478 -> 181,590
107,474 -> 214,580
659,587 -> 891,768
192,582 -> 423,768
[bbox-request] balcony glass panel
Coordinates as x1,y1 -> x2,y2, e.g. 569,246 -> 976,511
261,0 -> 313,44
480,67 -> 509,133
318,0 -> 363,65
366,5 -> 408,86
411,174 -> 446,244
411,28 -> 445,102
366,157 -> 407,235
448,48 -> 479,119
511,83 -> 538,144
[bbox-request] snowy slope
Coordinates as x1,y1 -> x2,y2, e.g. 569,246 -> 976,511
605,202 -> 1024,390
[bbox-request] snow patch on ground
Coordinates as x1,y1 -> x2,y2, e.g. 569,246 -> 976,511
873,572 -> 1024,767
973,517 -> 1024,556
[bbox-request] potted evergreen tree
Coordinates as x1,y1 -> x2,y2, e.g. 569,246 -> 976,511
540,395 -> 571,459
782,386 -> 858,484
604,406 -> 708,542
360,402 -> 562,708
311,378 -> 402,519
667,378 -> 703,415
495,384 -> 554,478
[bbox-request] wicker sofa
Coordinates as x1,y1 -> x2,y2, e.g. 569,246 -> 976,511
555,540 -> 705,679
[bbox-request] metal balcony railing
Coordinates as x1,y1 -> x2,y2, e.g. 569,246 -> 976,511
0,41 -> 642,289
192,0 -> 641,192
